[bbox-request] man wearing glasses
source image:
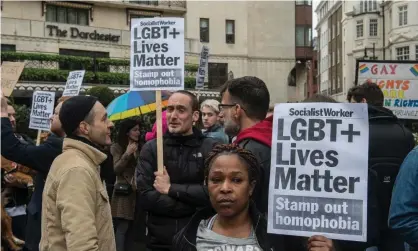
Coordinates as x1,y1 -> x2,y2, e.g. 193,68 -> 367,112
219,76 -> 272,214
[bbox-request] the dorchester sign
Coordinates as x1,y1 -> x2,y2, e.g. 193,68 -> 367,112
46,25 -> 120,43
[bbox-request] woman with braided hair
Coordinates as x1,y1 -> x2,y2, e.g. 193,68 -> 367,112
173,144 -> 336,251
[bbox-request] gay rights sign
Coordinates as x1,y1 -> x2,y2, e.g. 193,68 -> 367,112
267,103 -> 369,242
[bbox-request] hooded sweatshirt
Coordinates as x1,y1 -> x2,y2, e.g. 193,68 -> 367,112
145,110 -> 168,142
234,115 -> 273,213
235,115 -> 273,147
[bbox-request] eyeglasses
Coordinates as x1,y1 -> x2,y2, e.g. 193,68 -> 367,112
218,103 -> 237,112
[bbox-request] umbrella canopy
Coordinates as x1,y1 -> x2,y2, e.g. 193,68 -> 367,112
107,90 -> 171,121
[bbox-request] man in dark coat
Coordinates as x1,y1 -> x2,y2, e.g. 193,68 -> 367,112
136,91 -> 218,251
1,95 -> 68,251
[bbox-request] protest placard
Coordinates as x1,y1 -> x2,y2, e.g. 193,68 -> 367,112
62,70 -> 85,97
1,62 -> 25,97
130,17 -> 184,91
356,60 -> 418,119
29,91 -> 55,131
267,102 -> 369,242
195,45 -> 209,90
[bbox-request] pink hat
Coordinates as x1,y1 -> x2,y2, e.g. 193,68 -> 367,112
145,110 -> 168,141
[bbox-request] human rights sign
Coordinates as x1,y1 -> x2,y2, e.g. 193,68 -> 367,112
130,17 -> 184,91
29,91 -> 55,131
267,102 -> 369,242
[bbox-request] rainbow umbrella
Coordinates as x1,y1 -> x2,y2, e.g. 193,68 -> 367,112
107,90 -> 171,121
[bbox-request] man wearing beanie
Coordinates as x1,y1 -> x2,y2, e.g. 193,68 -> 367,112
40,95 -> 116,251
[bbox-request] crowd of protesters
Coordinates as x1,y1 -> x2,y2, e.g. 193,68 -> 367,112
0,76 -> 417,251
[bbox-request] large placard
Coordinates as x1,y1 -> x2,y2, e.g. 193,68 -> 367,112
268,102 -> 369,242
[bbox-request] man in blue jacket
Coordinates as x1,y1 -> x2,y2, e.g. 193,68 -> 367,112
389,145 -> 418,250
1,94 -> 67,251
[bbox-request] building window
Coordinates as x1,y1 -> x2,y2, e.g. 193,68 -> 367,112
46,4 -> 89,25
296,0 -> 312,5
200,18 -> 209,43
356,20 -> 364,38
296,26 -> 312,47
396,46 -> 409,60
332,24 -> 335,39
208,63 -> 228,89
59,49 -> 109,71
398,5 -> 408,26
337,48 -> 340,64
416,45 -> 418,60
337,21 -> 340,36
359,0 -> 378,13
225,20 -> 235,44
1,44 -> 16,52
332,51 -> 335,66
369,19 -> 378,37
129,1 -> 158,6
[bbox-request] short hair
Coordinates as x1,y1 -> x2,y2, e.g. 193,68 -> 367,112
173,90 -> 199,111
204,144 -> 260,187
347,82 -> 384,106
200,99 -> 220,114
220,76 -> 270,120
302,94 -> 338,103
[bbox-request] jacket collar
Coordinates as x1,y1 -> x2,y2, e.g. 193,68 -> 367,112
63,138 -> 107,166
206,124 -> 222,133
164,127 -> 205,147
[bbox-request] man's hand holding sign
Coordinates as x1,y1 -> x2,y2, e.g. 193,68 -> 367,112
268,102 -> 369,242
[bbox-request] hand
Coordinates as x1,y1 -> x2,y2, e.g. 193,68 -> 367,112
307,235 -> 334,251
154,167 -> 171,194
125,142 -> 138,155
4,174 -> 24,188
1,91 -> 8,117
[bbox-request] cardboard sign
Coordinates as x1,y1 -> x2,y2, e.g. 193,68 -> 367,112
62,70 -> 85,97
268,102 -> 369,242
130,17 -> 185,91
1,62 -> 25,97
29,91 -> 56,131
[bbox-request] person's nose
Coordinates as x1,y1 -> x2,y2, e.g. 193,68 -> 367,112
108,120 -> 114,128
9,115 -> 16,123
220,180 -> 232,193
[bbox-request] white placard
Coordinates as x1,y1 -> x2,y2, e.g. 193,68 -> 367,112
195,45 -> 209,90
62,70 -> 85,97
356,61 -> 418,119
267,102 -> 369,242
130,17 -> 184,91
29,91 -> 55,131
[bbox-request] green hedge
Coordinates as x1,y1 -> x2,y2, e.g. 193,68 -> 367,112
19,68 -> 196,88
1,52 -> 199,71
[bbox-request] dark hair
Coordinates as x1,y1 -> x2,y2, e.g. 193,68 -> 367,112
173,90 -> 199,111
347,81 -> 384,106
204,144 -> 261,186
220,76 -> 270,120
117,118 -> 140,151
302,94 -> 338,103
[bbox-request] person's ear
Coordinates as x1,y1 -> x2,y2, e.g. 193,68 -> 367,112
249,180 -> 256,197
79,121 -> 90,135
192,110 -> 200,122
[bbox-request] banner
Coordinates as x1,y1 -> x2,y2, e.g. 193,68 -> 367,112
267,102 -> 369,242
195,45 -> 209,90
130,17 -> 184,91
1,62 -> 25,97
29,91 -> 55,131
356,60 -> 418,119
62,70 -> 85,97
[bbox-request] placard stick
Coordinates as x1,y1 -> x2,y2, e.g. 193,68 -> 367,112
156,90 -> 164,174
36,130 -> 42,146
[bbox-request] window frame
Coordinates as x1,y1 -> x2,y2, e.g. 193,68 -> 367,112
225,20 -> 235,44
369,18 -> 378,37
396,46 -> 410,61
398,5 -> 408,26
356,20 -> 364,38
200,18 -> 209,43
46,4 -> 89,26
